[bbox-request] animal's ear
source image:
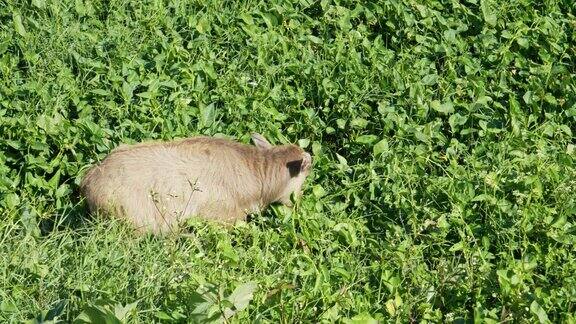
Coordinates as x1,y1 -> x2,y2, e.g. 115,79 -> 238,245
251,133 -> 272,149
286,159 -> 303,177
301,152 -> 312,171
286,153 -> 311,177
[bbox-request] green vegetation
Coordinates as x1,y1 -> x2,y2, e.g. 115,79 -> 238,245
1,0 -> 575,322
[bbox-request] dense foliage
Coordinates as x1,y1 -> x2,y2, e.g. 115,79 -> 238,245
1,0 -> 575,322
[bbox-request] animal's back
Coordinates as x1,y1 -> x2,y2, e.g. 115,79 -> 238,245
80,137 -> 264,233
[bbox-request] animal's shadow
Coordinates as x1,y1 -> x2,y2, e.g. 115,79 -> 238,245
37,199 -> 95,236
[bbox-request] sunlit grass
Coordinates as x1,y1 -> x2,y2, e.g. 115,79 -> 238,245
0,0 -> 575,322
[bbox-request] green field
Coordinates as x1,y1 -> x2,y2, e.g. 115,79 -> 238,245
1,0 -> 575,322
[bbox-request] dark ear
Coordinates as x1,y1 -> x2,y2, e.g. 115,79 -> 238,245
251,133 -> 272,149
286,159 -> 303,177
286,153 -> 312,177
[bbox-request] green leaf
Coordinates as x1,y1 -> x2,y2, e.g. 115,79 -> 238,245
261,12 -> 278,28
13,12 -> 26,36
121,81 -> 133,102
32,0 -> 46,9
201,61 -> 217,80
196,17 -> 211,34
516,37 -> 529,48
91,89 -> 112,96
385,299 -> 396,316
530,300 -> 550,324
3,193 -> 20,209
373,138 -> 389,156
155,311 -> 173,321
44,300 -> 67,322
334,223 -> 358,246
218,240 -> 239,264
351,118 -> 368,129
199,102 -> 216,129
308,35 -> 323,44
523,91 -> 533,104
113,302 -> 137,322
189,287 -> 215,321
559,124 -> 572,137
48,170 -> 61,189
448,113 -> 468,132
239,13 -> 253,25
136,91 -> 153,99
298,138 -> 310,148
336,153 -> 348,169
1,299 -> 17,313
224,281 -> 257,318
313,185 -> 326,198
421,74 -> 438,85
480,0 -> 497,26
74,306 -> 112,324
355,134 -> 378,144
343,313 -> 379,324
75,0 -> 86,16
430,100 -> 454,114
449,241 -> 465,252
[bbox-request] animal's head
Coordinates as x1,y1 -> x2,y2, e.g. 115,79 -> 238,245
251,133 -> 312,206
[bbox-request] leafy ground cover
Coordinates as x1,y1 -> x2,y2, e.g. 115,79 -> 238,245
1,0 -> 575,322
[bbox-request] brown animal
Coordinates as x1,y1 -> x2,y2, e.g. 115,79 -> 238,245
79,133 -> 312,233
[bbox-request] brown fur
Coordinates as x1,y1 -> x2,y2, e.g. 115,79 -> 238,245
79,133 -> 312,233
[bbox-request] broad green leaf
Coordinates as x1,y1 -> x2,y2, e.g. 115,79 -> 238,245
32,0 -> 46,9
239,13 -> 253,25
75,0 -> 86,16
344,313 -> 379,324
298,138 -> 310,148
224,281 -> 257,318
336,153 -> 348,168
196,17 -> 210,34
308,35 -> 323,44
218,240 -> 238,264
114,302 -> 137,321
523,91 -> 533,104
0,300 -> 17,313
199,102 -> 216,128
122,82 -> 133,102
334,223 -> 358,246
480,0 -> 497,26
91,89 -> 112,96
449,241 -> 464,252
48,170 -> 61,189
313,185 -> 326,198
559,124 -> 572,137
530,301 -> 550,324
421,74 -> 438,85
155,311 -> 173,321
355,134 -> 378,144
351,118 -> 369,129
430,100 -> 454,114
13,12 -> 26,36
385,299 -> 396,316
448,113 -> 468,132
373,138 -> 389,156
516,37 -> 529,48
4,193 -> 20,209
